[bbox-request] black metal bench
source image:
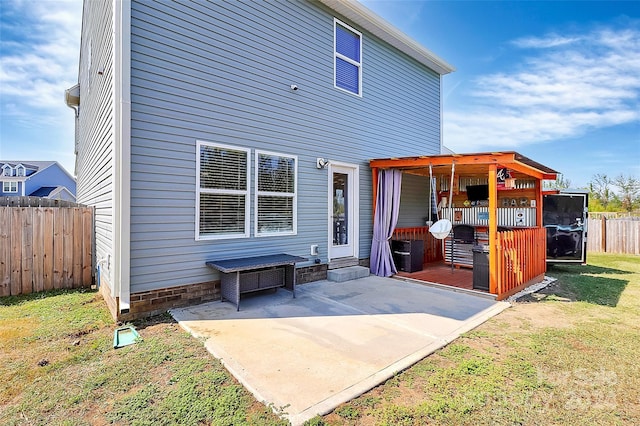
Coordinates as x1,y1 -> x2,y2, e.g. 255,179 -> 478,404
206,254 -> 307,311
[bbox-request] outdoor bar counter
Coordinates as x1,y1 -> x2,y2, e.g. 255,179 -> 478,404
440,206 -> 538,267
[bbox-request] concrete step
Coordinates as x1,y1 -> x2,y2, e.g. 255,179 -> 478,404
328,257 -> 359,269
327,266 -> 370,283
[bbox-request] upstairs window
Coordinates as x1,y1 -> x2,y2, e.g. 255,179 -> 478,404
255,151 -> 297,236
16,166 -> 25,177
196,141 -> 250,240
334,19 -> 362,96
2,166 -> 12,177
3,182 -> 17,192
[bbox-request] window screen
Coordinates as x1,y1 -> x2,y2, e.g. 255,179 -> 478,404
197,141 -> 250,239
256,152 -> 296,235
335,20 -> 362,95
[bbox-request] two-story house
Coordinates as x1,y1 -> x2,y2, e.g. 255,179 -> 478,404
0,161 -> 76,201
65,0 -> 454,320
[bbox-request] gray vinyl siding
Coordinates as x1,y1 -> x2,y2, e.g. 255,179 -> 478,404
128,0 -> 442,293
75,0 -> 115,285
397,173 -> 431,228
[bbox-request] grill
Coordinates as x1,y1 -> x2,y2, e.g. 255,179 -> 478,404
453,225 -> 475,243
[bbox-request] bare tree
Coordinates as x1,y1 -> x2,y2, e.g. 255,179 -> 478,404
613,174 -> 640,212
589,173 -> 614,208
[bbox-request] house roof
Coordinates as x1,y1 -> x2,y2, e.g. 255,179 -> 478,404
0,161 -> 75,180
29,186 -> 57,197
1,161 -> 46,170
369,152 -> 558,180
29,185 -> 76,201
317,0 -> 455,75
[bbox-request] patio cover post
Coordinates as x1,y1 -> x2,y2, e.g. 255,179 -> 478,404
489,164 -> 498,295
536,179 -> 543,227
371,166 -> 379,219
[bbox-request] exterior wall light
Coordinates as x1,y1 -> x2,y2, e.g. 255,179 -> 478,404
316,158 -> 330,169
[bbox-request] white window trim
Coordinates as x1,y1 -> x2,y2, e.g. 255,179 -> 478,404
16,165 -> 25,176
327,161 -> 360,261
334,18 -> 363,97
2,165 -> 12,177
254,150 -> 298,237
195,140 -> 251,240
3,181 -> 18,193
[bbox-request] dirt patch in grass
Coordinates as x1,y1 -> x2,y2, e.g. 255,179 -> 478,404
494,299 -> 575,330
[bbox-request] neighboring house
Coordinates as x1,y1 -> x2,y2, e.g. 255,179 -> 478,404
0,161 -> 76,201
65,0 -> 454,320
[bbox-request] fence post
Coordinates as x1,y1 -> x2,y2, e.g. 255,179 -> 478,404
601,216 -> 607,253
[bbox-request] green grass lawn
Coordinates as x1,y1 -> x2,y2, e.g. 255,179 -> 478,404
0,290 -> 287,425
1,252 -> 638,425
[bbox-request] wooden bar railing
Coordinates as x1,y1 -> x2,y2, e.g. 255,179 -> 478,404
495,228 -> 546,300
392,226 -> 443,264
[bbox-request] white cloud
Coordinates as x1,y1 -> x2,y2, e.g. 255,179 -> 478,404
445,26 -> 640,151
511,34 -> 581,49
0,0 -> 81,170
0,1 -> 81,110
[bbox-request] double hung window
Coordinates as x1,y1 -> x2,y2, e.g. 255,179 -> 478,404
196,142 -> 297,239
334,19 -> 362,96
196,141 -> 250,240
255,151 -> 297,236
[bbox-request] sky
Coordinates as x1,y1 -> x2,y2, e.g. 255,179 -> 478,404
1,0 -> 639,189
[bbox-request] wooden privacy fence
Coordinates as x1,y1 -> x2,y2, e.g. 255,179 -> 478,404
392,226 -> 443,264
495,228 -> 546,299
0,206 -> 94,297
587,217 -> 640,255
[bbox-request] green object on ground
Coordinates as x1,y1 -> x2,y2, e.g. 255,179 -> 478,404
113,325 -> 140,349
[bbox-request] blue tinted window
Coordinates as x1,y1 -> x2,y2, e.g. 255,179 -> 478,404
336,24 -> 360,62
334,20 -> 361,95
336,58 -> 359,93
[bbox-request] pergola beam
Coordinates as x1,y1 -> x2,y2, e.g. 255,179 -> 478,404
369,151 -> 557,181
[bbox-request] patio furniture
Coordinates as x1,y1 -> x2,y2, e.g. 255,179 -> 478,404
206,253 -> 307,311
391,239 -> 424,273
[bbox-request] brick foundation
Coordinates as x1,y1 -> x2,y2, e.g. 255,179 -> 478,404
118,280 -> 220,322
97,258 -> 370,321
296,263 -> 328,284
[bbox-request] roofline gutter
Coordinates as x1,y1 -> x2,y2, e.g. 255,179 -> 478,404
65,84 -> 80,118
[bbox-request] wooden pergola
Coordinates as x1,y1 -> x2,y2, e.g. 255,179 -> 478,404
370,152 -> 558,299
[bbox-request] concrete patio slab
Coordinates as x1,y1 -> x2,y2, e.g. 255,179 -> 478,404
170,275 -> 510,425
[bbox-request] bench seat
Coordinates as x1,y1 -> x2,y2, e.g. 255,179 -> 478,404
206,254 -> 307,311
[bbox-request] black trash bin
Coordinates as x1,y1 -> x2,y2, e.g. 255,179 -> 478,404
472,244 -> 489,291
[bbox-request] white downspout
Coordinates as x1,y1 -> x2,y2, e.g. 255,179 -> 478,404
113,0 -> 131,314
